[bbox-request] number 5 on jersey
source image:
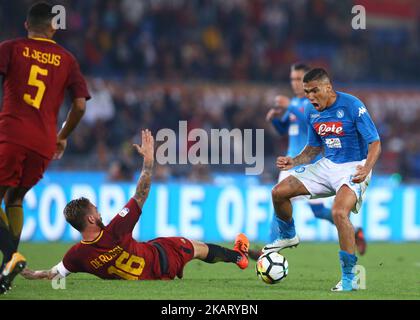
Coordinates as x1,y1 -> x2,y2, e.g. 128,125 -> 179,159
23,64 -> 48,109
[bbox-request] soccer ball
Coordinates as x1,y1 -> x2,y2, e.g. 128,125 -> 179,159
256,252 -> 288,284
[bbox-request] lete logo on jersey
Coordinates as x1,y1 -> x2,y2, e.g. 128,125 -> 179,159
314,122 -> 344,137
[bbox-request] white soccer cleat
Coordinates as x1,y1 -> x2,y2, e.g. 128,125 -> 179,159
331,280 -> 360,292
262,235 -> 300,253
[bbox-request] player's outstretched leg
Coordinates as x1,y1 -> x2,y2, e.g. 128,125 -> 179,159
263,176 -> 309,253
330,185 -> 358,292
192,234 -> 249,269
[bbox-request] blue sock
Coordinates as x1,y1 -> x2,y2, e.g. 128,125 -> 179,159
310,203 -> 334,224
275,217 -> 296,239
339,250 -> 358,290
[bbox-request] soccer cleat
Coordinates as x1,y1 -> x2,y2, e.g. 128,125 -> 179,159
0,252 -> 27,294
355,227 -> 367,256
248,248 -> 263,261
331,279 -> 359,292
233,233 -> 249,269
262,235 -> 300,253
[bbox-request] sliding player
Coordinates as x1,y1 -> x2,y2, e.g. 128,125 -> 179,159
21,130 -> 249,282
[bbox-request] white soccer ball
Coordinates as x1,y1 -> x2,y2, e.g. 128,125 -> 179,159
256,252 -> 288,284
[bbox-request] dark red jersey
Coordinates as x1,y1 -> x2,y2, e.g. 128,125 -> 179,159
0,37 -> 90,159
58,198 -> 168,280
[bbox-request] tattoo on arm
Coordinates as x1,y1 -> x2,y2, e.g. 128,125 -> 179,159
292,145 -> 322,166
133,160 -> 154,209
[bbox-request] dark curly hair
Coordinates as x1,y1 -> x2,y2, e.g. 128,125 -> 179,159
63,197 -> 91,232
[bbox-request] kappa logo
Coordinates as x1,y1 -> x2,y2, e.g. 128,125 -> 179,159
314,122 -> 344,136
119,207 -> 130,217
358,106 -> 367,117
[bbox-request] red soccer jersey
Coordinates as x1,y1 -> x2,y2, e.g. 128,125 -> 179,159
58,198 -> 165,280
0,37 -> 90,159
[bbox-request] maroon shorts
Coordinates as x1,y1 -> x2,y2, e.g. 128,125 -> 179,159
151,237 -> 195,280
0,142 -> 50,188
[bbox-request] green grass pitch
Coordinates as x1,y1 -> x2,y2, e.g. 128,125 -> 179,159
2,242 -> 420,300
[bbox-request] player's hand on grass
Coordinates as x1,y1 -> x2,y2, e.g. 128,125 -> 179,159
133,129 -> 154,164
53,137 -> 67,160
276,156 -> 294,170
352,165 -> 369,183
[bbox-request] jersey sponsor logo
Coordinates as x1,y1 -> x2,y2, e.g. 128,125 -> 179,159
119,207 -> 130,217
336,109 -> 344,119
314,122 -> 344,136
358,106 -> 367,117
325,138 -> 342,148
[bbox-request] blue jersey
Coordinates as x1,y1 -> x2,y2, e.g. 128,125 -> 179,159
305,91 -> 380,164
271,97 -> 321,163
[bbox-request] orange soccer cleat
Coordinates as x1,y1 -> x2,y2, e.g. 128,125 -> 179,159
233,233 -> 250,269
0,252 -> 27,294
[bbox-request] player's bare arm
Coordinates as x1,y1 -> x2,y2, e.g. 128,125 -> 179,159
276,145 -> 322,170
20,267 -> 60,280
132,129 -> 155,209
53,98 -> 87,160
352,140 -> 381,183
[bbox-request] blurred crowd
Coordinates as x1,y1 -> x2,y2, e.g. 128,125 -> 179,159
1,0 -> 419,83
1,0 -> 420,183
50,79 -> 420,183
